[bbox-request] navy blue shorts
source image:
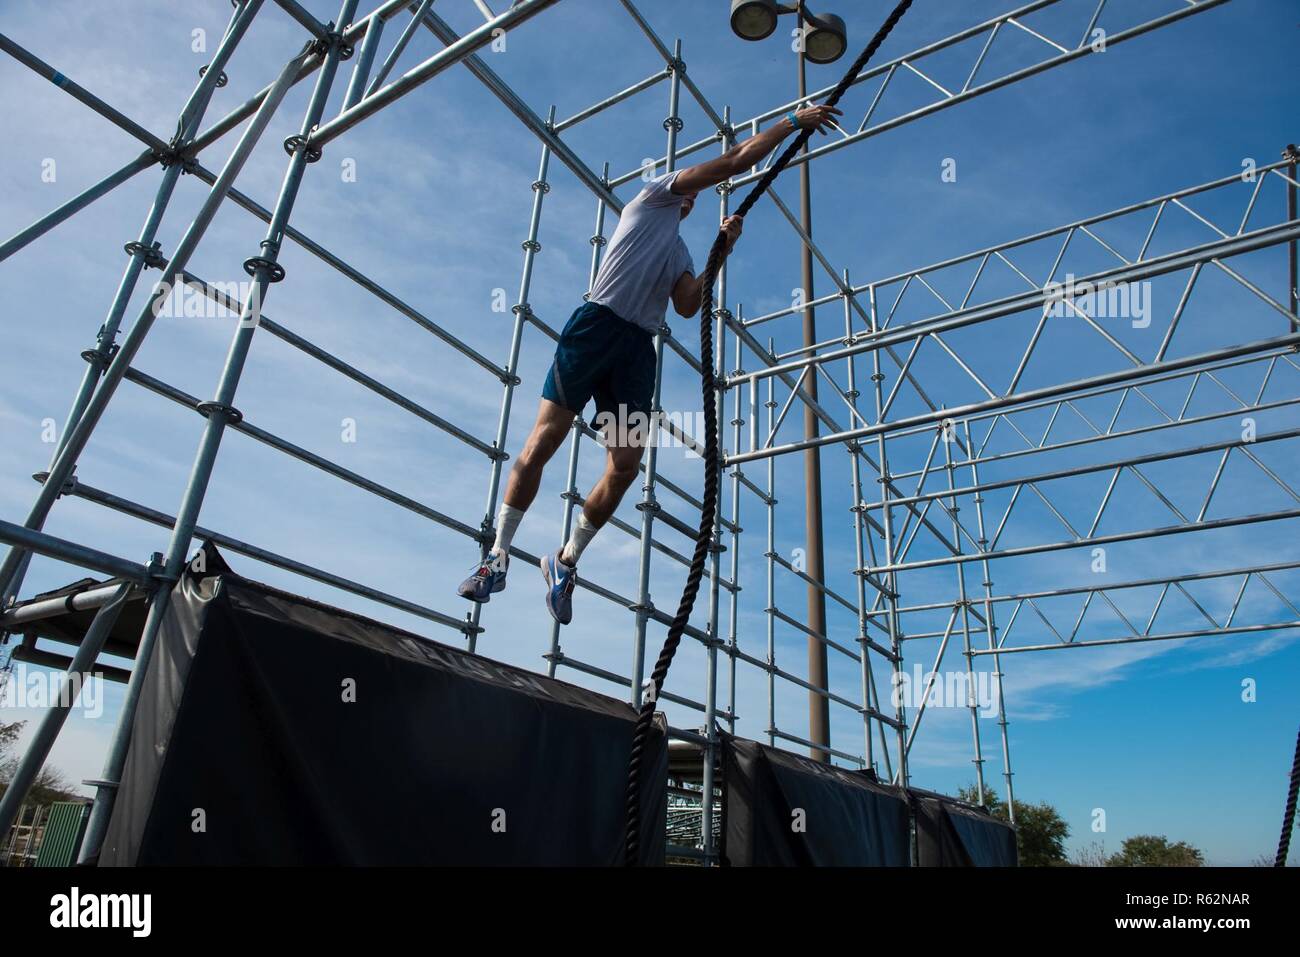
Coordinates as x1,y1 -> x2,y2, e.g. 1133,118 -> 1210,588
542,301 -> 656,419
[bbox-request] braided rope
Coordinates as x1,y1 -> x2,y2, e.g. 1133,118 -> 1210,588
1276,726 -> 1300,866
623,0 -> 915,866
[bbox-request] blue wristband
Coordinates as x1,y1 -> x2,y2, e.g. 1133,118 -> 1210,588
785,111 -> 801,133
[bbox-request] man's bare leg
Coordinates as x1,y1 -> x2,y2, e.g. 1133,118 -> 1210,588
579,442 -> 643,528
543,422 -> 648,623
502,398 -> 576,512
558,422 -> 647,567
458,398 -> 573,602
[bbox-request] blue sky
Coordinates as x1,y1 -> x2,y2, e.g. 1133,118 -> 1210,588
1,0 -> 1297,865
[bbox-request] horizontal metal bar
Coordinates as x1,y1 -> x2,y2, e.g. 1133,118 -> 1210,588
730,330 -> 1300,466
9,645 -> 131,685
871,558 -> 1300,618
0,583 -> 143,628
664,844 -> 709,861
273,0 -> 329,38
0,151 -> 157,264
885,354 -> 1297,471
63,479 -> 478,637
0,519 -> 150,585
871,507 -> 1300,576
569,496 -> 736,591
122,367 -> 484,540
310,0 -> 561,148
180,169 -> 507,378
974,619 -> 1300,655
416,9 -> 620,211
180,2 -> 428,157
617,0 -> 727,135
873,427 -> 1300,512
0,32 -> 168,153
728,219 -> 1300,392
554,68 -> 669,132
768,606 -> 861,664
177,272 -> 498,457
769,727 -> 863,766
725,0 -> 1232,190
769,549 -> 856,613
571,421 -> 738,536
547,652 -> 719,716
727,644 -> 872,717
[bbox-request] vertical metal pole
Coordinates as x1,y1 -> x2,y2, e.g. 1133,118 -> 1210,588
869,285 -> 908,788
0,583 -> 132,838
796,2 -> 830,762
0,0 -> 266,608
472,110 -> 554,654
726,309 -> 743,737
630,40 -> 682,708
21,806 -> 46,865
964,419 -> 1015,820
342,13 -> 384,110
700,102 -> 733,863
547,161 -> 607,677
843,271 -> 875,772
943,420 -> 986,802
77,2 -> 359,862
765,340 -> 777,747
1287,144 -> 1298,319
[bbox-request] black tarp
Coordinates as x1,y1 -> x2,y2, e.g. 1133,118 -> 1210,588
913,790 -> 1017,866
99,543 -> 667,866
721,735 -> 910,866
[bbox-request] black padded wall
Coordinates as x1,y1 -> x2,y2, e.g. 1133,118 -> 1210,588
100,545 -> 667,866
721,736 -> 910,866
913,791 -> 1018,866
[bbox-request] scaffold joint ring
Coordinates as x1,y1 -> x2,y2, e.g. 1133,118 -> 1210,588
198,64 -> 229,88
196,401 -> 243,425
283,134 -> 323,163
242,256 -> 286,282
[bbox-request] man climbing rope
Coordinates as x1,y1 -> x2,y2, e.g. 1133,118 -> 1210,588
458,102 -> 842,624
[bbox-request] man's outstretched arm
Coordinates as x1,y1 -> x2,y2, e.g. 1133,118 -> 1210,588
670,104 -> 842,197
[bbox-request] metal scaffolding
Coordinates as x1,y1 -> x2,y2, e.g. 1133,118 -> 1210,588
0,0 -> 1294,865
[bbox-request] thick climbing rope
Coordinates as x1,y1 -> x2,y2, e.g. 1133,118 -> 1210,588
623,0 -> 916,865
1276,725 -> 1300,866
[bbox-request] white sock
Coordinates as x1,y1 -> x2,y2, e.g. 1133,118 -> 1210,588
492,503 -> 525,561
560,513 -> 600,567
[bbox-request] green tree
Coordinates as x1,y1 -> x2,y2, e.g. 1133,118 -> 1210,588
957,784 -> 1069,867
1106,835 -> 1204,867
1071,840 -> 1109,867
0,719 -> 22,783
0,719 -> 80,807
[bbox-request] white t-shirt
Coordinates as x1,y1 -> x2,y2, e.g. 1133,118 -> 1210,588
588,171 -> 696,332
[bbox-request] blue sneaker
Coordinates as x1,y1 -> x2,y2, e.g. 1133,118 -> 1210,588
458,549 -> 508,603
540,552 -> 577,624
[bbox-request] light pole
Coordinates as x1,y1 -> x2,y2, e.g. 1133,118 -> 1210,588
730,0 -> 846,763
